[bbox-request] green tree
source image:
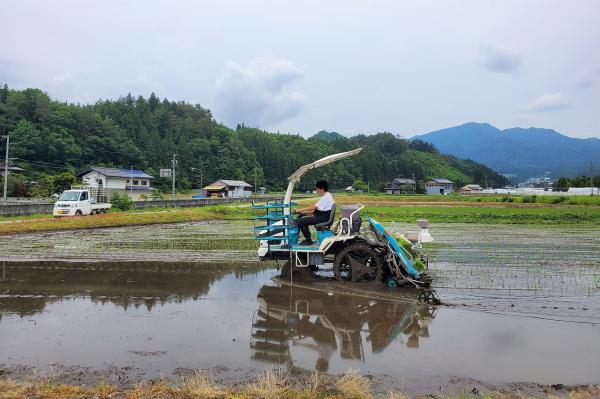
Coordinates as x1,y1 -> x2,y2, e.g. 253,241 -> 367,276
49,172 -> 76,194
10,119 -> 43,159
352,179 -> 368,192
554,177 -> 570,192
0,84 -> 8,103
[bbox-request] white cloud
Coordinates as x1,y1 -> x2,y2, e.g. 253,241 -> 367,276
528,93 -> 570,112
481,45 -> 523,73
212,57 -> 307,127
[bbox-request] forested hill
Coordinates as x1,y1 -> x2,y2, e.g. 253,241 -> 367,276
0,86 -> 507,194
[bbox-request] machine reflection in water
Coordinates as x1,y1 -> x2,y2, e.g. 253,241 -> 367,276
251,283 -> 437,372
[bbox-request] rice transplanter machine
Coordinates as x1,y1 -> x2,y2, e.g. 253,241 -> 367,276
252,148 -> 434,289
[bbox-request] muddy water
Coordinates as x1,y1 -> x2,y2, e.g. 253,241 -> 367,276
1,221 -> 600,393
1,261 -> 599,394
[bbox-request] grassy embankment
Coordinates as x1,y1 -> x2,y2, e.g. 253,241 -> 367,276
1,194 -> 600,235
1,369 -> 597,399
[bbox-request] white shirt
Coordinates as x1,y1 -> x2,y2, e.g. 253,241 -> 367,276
315,192 -> 334,211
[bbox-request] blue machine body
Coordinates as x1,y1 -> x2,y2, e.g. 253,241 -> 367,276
316,229 -> 335,242
368,218 -> 421,279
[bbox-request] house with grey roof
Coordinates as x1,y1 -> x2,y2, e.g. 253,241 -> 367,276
77,167 -> 154,200
202,179 -> 253,198
425,178 -> 454,195
385,177 -> 416,195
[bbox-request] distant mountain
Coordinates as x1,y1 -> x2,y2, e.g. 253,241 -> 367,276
414,123 -> 600,180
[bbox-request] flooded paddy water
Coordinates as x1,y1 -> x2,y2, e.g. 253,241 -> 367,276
1,221 -> 599,395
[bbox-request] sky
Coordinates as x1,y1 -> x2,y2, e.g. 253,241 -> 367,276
1,0 -> 599,138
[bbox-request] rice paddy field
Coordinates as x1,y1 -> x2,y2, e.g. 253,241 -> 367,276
2,193 -> 600,237
1,198 -> 600,398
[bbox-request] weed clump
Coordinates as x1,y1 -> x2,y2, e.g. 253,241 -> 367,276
335,369 -> 372,399
181,371 -> 225,398
245,368 -> 288,399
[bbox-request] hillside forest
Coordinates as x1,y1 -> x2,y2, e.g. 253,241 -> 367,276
0,85 -> 509,197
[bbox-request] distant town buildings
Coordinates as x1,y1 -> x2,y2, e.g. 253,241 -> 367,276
567,187 -> 600,195
458,184 -> 484,194
425,178 -> 454,195
518,177 -> 554,189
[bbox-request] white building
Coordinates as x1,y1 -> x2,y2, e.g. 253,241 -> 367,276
458,184 -> 484,195
78,167 -> 154,200
202,179 -> 253,198
425,178 -> 454,195
567,187 -> 600,195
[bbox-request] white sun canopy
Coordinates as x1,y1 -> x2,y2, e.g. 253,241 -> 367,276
283,147 -> 363,214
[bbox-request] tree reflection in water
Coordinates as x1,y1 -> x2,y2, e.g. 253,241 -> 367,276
0,261 -> 263,316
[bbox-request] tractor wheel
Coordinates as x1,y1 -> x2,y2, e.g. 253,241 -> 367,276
333,242 -> 384,283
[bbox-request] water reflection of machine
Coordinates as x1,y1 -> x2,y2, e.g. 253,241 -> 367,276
250,283 -> 437,372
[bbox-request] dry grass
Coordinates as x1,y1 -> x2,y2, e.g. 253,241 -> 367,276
1,376 -> 599,399
245,368 -> 288,399
384,392 -> 409,399
334,370 -> 372,399
0,380 -> 116,399
301,371 -> 323,397
0,380 -> 28,399
180,371 -> 226,398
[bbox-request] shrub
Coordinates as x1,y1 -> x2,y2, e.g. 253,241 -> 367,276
111,192 -> 133,211
522,195 -> 537,203
150,190 -> 164,200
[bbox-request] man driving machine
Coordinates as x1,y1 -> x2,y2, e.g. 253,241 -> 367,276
294,180 -> 334,245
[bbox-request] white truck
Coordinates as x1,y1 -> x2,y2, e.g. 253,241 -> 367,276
53,188 -> 112,217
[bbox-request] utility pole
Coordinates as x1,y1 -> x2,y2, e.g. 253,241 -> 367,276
367,179 -> 370,194
591,161 -> 594,196
2,135 -> 8,203
254,166 -> 257,194
130,165 -> 133,198
412,173 -> 416,194
171,154 -> 177,200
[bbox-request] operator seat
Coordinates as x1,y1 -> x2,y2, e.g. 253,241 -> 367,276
315,203 -> 336,231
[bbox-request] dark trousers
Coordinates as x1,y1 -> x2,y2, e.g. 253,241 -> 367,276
297,211 -> 329,241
